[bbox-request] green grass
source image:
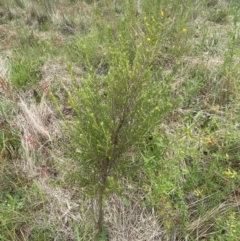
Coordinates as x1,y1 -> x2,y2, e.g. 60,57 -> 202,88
1,0 -> 240,240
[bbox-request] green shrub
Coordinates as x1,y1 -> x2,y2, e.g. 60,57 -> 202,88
59,11 -> 176,239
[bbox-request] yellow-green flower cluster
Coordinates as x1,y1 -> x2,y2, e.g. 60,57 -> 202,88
223,168 -> 237,179
227,213 -> 237,235
193,188 -> 203,197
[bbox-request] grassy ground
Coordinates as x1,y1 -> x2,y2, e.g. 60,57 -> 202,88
1,0 -> 240,240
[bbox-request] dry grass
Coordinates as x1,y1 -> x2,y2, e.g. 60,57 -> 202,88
105,194 -> 166,241
187,200 -> 240,240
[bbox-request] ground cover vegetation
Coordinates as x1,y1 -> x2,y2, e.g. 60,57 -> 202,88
0,0 -> 240,240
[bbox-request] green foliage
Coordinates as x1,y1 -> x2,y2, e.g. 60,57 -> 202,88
10,32 -> 55,89
0,162 -> 30,241
14,0 -> 25,8
0,127 -> 20,159
0,162 -> 60,241
208,8 -> 228,24
10,57 -> 41,88
66,43 -> 172,181
0,97 -> 20,158
30,227 -> 59,241
62,6 -> 176,237
215,212 -> 240,241
74,223 -> 93,241
142,132 -> 189,233
66,32 -> 106,70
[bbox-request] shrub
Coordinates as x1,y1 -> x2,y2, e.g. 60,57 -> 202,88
60,14 -> 176,239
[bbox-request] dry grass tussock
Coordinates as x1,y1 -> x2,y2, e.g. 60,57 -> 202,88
0,55 -> 10,80
31,179 -> 95,240
104,193 -> 166,241
29,182 -> 171,241
40,60 -> 84,92
9,61 -> 72,176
